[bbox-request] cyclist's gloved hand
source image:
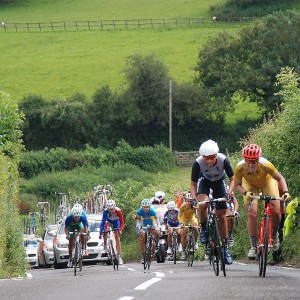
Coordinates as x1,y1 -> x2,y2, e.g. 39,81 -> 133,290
283,192 -> 291,202
234,211 -> 240,218
244,191 -> 254,201
192,199 -> 198,207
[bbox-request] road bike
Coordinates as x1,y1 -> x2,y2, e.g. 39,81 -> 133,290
170,226 -> 181,264
251,195 -> 285,277
69,230 -> 87,276
37,201 -> 50,230
183,223 -> 197,266
143,225 -> 156,270
104,228 -> 119,271
91,183 -> 113,213
200,197 -> 227,276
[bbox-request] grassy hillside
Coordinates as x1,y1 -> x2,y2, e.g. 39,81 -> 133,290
0,26 -> 241,101
0,0 -> 227,22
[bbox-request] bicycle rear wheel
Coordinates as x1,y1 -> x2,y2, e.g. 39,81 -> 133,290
172,233 -> 177,264
214,220 -> 226,277
143,233 -> 151,270
187,235 -> 195,267
259,216 -> 269,277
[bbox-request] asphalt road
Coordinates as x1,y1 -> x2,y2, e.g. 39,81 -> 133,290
1,260 -> 300,300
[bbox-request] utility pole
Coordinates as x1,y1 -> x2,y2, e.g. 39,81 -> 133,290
169,80 -> 172,152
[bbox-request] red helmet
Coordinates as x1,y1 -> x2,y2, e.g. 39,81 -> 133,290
242,144 -> 262,160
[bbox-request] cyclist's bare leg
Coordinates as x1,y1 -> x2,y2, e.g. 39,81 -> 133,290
139,230 -> 146,253
103,232 -> 108,248
216,209 -> 228,239
114,231 -> 121,254
69,240 -> 74,258
176,228 -> 182,243
181,227 -> 188,249
167,227 -> 173,247
197,194 -> 208,224
245,200 -> 258,237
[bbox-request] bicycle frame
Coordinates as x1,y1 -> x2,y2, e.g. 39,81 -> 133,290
170,226 -> 181,264
252,195 -> 284,277
182,224 -> 197,267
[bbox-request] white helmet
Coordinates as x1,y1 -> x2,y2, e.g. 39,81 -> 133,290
106,199 -> 116,209
155,191 -> 166,200
185,192 -> 193,200
199,139 -> 219,156
73,203 -> 83,210
167,201 -> 176,210
71,206 -> 82,217
141,199 -> 151,207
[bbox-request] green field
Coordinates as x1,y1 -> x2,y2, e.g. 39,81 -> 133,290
0,0 -> 227,22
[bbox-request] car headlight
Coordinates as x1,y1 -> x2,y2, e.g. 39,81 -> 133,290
57,244 -> 68,248
45,248 -> 53,252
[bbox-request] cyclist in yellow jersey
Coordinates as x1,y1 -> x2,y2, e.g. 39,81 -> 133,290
227,144 -> 291,260
178,193 -> 199,260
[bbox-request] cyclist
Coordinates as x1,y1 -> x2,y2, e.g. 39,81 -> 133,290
163,200 -> 182,255
99,199 -> 125,265
155,191 -> 166,204
65,206 -> 89,268
132,199 -> 160,264
178,192 -> 199,260
225,188 -> 239,247
190,139 -> 234,265
227,144 -> 291,261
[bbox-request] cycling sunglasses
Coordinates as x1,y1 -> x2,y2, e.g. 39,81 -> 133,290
203,154 -> 217,160
245,159 -> 258,164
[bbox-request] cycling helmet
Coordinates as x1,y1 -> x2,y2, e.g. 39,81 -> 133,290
185,192 -> 193,200
199,139 -> 219,156
73,203 -> 83,210
71,206 -> 82,217
155,191 -> 166,200
150,197 -> 159,204
106,199 -> 116,209
141,199 -> 151,207
242,144 -> 262,160
167,201 -> 176,210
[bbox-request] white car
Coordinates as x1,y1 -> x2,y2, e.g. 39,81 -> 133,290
24,237 -> 40,268
37,224 -> 59,268
53,214 -> 109,268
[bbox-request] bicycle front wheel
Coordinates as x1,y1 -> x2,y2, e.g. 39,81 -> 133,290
172,233 -> 177,264
187,235 -> 194,267
109,239 -> 119,271
259,216 -> 269,277
74,242 -> 78,276
214,220 -> 226,277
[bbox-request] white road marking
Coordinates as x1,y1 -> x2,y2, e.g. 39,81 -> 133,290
135,278 -> 162,290
153,271 -> 165,277
118,297 -> 134,300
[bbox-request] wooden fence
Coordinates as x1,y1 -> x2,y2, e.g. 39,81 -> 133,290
175,151 -> 199,166
0,17 -> 258,33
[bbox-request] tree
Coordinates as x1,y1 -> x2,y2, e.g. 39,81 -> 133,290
194,10 -> 300,113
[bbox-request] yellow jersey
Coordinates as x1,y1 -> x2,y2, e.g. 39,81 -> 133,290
178,202 -> 196,223
234,157 -> 278,189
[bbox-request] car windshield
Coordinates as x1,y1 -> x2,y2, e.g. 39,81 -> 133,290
58,219 -> 101,233
88,220 -> 101,232
24,240 -> 38,247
